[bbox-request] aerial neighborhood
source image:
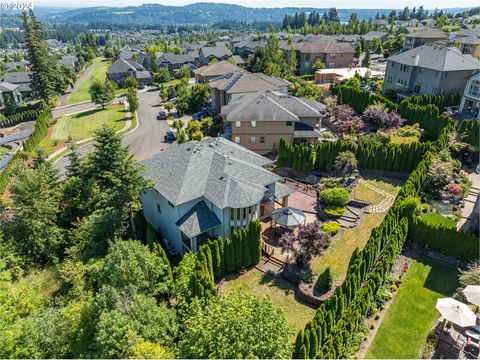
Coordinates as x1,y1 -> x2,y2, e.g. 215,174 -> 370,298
0,3 -> 479,360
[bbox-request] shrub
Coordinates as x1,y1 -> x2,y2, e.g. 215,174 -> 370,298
446,183 -> 462,195
324,206 -> 345,217
321,221 -> 340,235
315,267 -> 333,292
320,187 -> 349,207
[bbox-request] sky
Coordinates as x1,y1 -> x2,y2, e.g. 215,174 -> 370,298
34,0 -> 479,9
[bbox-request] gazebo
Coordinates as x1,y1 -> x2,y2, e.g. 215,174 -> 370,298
270,207 -> 306,230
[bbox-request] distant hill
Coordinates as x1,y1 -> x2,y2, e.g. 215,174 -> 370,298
37,3 -> 473,27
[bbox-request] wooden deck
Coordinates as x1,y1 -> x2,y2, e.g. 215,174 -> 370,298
434,320 -> 480,359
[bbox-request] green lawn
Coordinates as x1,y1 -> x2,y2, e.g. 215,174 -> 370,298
67,58 -> 110,105
223,269 -> 316,335
51,105 -> 125,141
312,176 -> 402,281
419,212 -> 457,229
366,257 -> 459,359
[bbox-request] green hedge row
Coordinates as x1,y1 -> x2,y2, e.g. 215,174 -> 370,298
331,85 -> 398,114
0,109 -> 44,129
277,138 -> 316,172
402,93 -> 462,110
409,217 -> 479,261
457,119 -> 480,148
398,102 -> 454,141
146,223 -> 173,282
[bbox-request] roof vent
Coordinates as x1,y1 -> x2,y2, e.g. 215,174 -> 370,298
228,161 -> 232,165
209,142 -> 216,147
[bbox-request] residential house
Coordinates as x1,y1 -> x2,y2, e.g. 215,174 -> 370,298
193,60 -> 242,83
0,82 -> 21,108
199,45 -> 233,65
209,70 -> 290,114
233,39 -> 267,57
361,31 -> 389,44
230,55 -> 246,67
315,67 -> 384,84
280,40 -> 355,75
403,28 -> 447,50
383,44 -> 480,98
140,137 -> 293,255
59,54 -> 79,70
118,45 -> 151,70
1,71 -> 32,99
107,58 -> 152,86
459,72 -> 480,119
454,28 -> 480,60
221,90 -> 326,154
4,60 -> 28,72
155,53 -> 196,75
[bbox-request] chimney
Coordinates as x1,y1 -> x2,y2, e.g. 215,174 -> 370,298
413,55 -> 420,67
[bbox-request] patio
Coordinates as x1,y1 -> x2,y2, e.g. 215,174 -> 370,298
435,320 -> 480,359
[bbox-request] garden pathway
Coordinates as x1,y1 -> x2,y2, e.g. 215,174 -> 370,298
358,179 -> 395,213
457,171 -> 480,231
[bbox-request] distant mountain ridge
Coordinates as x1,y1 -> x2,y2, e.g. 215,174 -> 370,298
37,3 -> 474,26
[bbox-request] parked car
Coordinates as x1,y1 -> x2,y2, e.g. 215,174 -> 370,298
164,130 -> 176,143
138,83 -> 145,90
168,98 -> 177,103
157,111 -> 167,120
192,110 -> 208,120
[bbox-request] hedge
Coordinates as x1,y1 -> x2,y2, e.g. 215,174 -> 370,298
331,85 -> 398,113
402,93 -> 462,110
457,119 -> 480,148
277,138 -> 316,172
145,223 -> 174,282
409,217 -> 479,261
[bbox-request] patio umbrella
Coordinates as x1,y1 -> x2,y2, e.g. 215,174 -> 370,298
436,298 -> 477,327
271,207 -> 306,229
463,285 -> 480,307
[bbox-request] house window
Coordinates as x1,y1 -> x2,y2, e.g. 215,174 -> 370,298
260,136 -> 265,143
444,73 -> 448,79
330,53 -> 336,58
418,68 -> 424,74
168,201 -> 174,208
400,64 -> 409,72
157,204 -> 162,213
250,136 -> 256,144
234,136 -> 240,144
230,208 -> 235,220
432,87 -> 437,94
251,120 -> 256,128
235,121 -> 241,128
286,121 -> 293,126
391,62 -> 395,67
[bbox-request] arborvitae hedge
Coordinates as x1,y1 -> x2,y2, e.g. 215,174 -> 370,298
409,217 -> 479,261
457,119 -> 480,148
277,138 -> 316,173
331,85 -> 398,113
401,93 -> 462,110
146,223 -> 174,282
0,109 -> 44,128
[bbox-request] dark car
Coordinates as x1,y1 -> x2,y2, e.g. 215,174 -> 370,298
192,110 -> 207,120
157,111 -> 167,120
138,83 -> 145,90
164,131 -> 176,143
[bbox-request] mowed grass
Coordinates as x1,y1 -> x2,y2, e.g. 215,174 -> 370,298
312,176 -> 402,281
52,105 -> 125,141
223,269 -> 316,335
419,211 -> 457,229
67,58 -> 110,105
366,257 -> 459,359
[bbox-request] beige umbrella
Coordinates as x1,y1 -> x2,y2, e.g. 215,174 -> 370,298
463,285 -> 480,307
436,298 -> 477,327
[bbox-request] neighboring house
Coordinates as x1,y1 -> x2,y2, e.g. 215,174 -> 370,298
199,46 -> 233,65
233,39 -> 267,57
315,67 -> 384,84
382,44 -> 480,98
0,82 -> 21,108
107,58 -> 152,86
4,60 -> 28,72
1,71 -> 32,99
221,90 -> 326,154
361,31 -> 389,44
209,70 -> 290,114
280,40 -> 355,75
155,53 -> 196,75
118,45 -> 151,70
459,72 -> 480,119
456,35 -> 480,60
230,55 -> 246,67
59,54 -> 79,70
140,137 -> 293,255
193,60 -> 242,83
403,28 -> 447,50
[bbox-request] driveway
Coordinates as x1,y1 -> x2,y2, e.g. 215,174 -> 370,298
53,88 -> 174,171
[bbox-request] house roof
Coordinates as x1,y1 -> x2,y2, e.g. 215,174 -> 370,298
108,58 -> 144,74
175,200 -> 221,238
156,53 -> 195,66
455,28 -> 480,38
456,35 -> 480,45
200,46 -> 232,59
221,90 -> 325,122
404,28 -> 447,39
209,71 -> 290,94
193,60 -> 242,77
280,40 -> 355,54
362,31 -> 388,41
141,138 -> 281,209
387,44 -> 480,72
2,71 -> 31,84
231,55 -> 245,65
0,81 -> 19,92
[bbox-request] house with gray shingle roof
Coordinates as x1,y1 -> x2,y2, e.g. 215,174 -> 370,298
0,81 -> 21,108
222,90 -> 326,154
1,71 -> 32,99
193,60 -> 242,83
403,28 -> 447,50
107,58 -> 152,86
155,53 -> 196,75
198,45 -> 233,65
140,137 -> 293,254
383,44 -> 480,98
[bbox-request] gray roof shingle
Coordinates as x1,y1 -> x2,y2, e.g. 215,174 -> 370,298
209,71 -> 290,94
175,200 -> 221,238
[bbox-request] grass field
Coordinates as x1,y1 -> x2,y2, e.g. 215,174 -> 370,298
419,212 -> 457,229
366,257 -> 459,358
312,176 -> 402,281
67,58 -> 110,105
223,269 -> 316,335
51,105 -> 125,141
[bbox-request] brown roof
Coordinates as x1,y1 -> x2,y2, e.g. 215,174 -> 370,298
404,28 -> 447,39
209,71 -> 290,94
193,60 -> 242,77
280,40 -> 355,54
